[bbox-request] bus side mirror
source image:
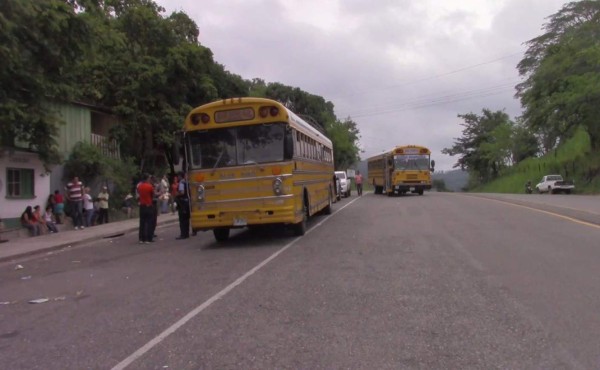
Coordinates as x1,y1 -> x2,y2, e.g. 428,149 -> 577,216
430,160 -> 435,172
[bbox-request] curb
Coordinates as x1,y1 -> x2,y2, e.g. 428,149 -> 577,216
0,218 -> 179,263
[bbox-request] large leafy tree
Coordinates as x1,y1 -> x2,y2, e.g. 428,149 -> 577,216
0,0 -> 90,168
442,109 -> 515,183
517,0 -> 600,150
327,118 -> 361,169
69,0 -> 240,175
4,0 -> 359,176
511,122 -> 539,163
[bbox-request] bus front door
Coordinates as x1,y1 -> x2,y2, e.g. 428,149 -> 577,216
384,156 -> 392,194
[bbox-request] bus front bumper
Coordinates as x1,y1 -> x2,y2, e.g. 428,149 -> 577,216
393,184 -> 432,192
190,195 -> 299,231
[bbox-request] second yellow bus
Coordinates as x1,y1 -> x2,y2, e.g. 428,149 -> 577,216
367,145 -> 434,196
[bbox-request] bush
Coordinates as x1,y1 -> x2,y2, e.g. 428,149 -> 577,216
63,142 -> 138,208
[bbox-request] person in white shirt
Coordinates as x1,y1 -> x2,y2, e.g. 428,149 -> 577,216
43,205 -> 59,233
83,187 -> 95,227
160,174 -> 170,214
97,186 -> 110,224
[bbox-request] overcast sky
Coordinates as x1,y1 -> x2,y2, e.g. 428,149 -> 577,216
157,0 -> 569,171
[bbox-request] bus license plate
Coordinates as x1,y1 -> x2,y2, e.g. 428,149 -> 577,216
233,217 -> 247,226
410,187 -> 415,191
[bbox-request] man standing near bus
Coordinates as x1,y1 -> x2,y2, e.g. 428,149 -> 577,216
175,171 -> 190,240
355,170 -> 363,196
137,174 -> 154,244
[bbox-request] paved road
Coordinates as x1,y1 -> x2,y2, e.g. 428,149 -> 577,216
1,192 -> 599,369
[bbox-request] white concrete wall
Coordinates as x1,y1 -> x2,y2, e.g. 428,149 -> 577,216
0,149 -> 50,220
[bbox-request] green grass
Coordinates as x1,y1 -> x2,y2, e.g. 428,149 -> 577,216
476,126 -> 600,194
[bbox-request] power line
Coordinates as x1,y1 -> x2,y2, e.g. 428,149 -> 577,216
332,51 -> 524,100
342,79 -> 519,116
341,81 -> 519,119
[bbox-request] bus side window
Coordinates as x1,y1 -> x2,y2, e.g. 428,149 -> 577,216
284,127 -> 294,160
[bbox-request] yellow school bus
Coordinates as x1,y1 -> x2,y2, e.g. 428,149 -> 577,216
183,97 -> 335,241
367,145 -> 434,196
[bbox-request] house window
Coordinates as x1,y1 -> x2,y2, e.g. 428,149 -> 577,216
7,168 -> 34,198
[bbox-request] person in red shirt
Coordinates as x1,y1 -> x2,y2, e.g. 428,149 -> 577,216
53,190 -> 65,224
137,174 -> 155,244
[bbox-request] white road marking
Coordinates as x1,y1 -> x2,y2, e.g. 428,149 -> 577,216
111,197 -> 361,370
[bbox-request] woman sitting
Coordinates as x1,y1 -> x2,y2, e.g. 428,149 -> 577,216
20,206 -> 41,236
33,205 -> 47,234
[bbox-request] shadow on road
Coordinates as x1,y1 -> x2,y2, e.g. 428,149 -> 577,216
202,215 -> 327,250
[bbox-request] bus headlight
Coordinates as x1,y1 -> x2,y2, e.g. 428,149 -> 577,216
197,185 -> 205,201
272,177 -> 283,195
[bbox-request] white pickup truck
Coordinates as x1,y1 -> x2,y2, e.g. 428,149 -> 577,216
535,175 -> 575,194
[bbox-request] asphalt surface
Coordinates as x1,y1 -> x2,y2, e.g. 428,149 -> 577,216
1,192 -> 599,369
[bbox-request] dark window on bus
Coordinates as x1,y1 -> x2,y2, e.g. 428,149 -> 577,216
188,123 -> 290,169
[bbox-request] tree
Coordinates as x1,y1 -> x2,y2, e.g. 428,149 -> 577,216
480,119 -> 513,172
517,1 -> 600,149
3,0 -> 361,177
0,0 -> 90,168
432,179 -> 448,192
327,118 -> 361,169
511,122 -> 539,163
63,142 -> 137,204
442,109 -> 514,183
70,0 -> 229,175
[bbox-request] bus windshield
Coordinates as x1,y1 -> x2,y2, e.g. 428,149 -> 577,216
188,123 -> 291,169
394,154 -> 430,171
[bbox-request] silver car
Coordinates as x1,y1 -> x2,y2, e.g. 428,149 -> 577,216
335,171 -> 351,198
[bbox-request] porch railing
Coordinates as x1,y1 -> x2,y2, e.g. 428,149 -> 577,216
90,133 -> 120,159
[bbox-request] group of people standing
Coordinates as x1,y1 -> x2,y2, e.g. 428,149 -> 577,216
63,176 -> 110,230
136,172 -> 190,243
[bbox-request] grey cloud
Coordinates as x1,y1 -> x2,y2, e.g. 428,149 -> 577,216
158,0 -> 570,170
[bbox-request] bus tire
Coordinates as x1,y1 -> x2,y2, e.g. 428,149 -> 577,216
213,228 -> 230,242
373,181 -> 381,194
323,189 -> 332,215
418,189 -> 424,195
294,195 -> 308,236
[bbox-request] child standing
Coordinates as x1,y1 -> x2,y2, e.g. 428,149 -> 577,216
53,190 -> 65,224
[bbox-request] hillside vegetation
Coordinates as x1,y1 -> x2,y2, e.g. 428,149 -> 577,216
477,127 -> 600,194
443,2 -> 600,194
